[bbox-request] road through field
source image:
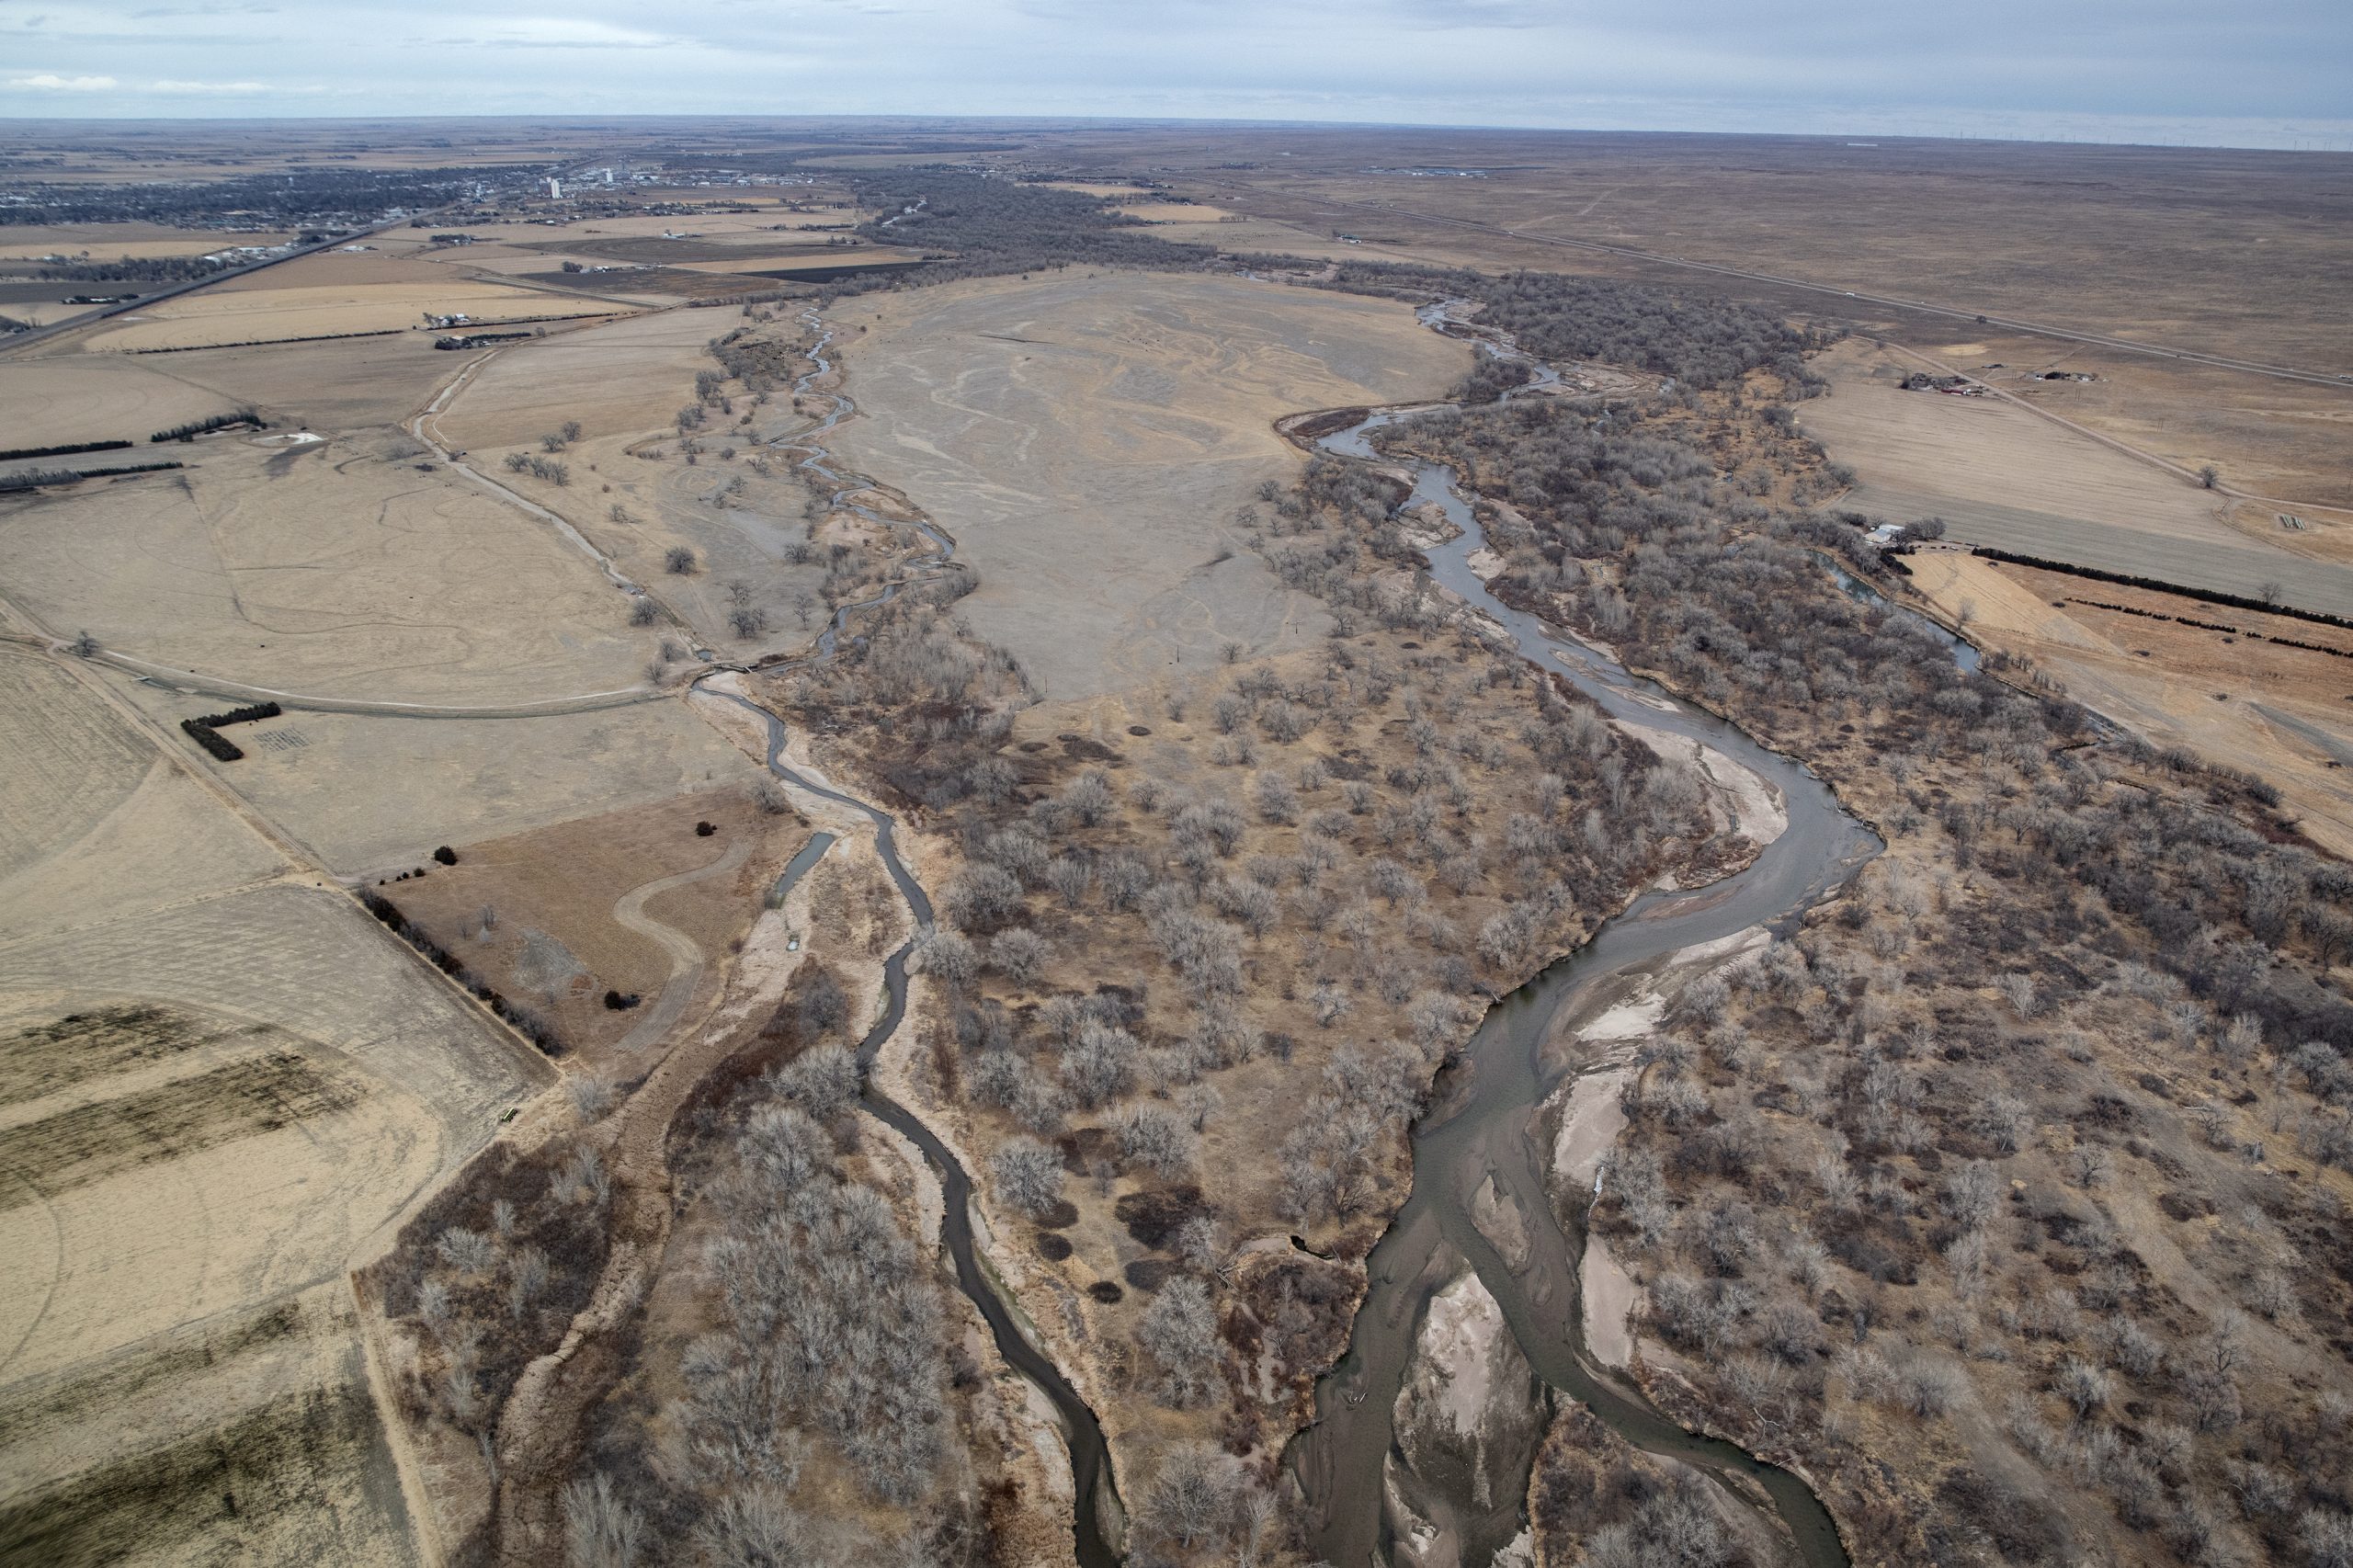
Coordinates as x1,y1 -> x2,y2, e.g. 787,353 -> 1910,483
609,835 -> 753,1053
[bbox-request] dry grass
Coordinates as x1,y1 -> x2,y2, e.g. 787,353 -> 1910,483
0,354 -> 245,450
1801,342 -> 2353,618
1905,553 -> 2353,856
381,786 -> 799,1058
78,258 -> 612,351
0,433 -> 652,705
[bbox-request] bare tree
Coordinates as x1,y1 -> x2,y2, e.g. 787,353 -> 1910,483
1138,1277 -> 1222,1407
562,1472 -> 644,1568
991,1135 -> 1065,1218
989,927 -> 1049,988
1116,1103 -> 1197,1177
1063,769 -> 1116,827
665,546 -> 698,574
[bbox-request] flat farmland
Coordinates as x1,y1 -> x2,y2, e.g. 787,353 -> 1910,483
1172,131 -> 2353,373
1893,333 -> 2353,515
0,881 -> 547,1567
0,355 -> 244,451
0,655 -> 545,1562
170,697 -> 769,872
1905,552 -> 2353,855
152,331 -> 487,434
381,787 -> 797,1057
1798,342 -> 2353,618
827,269 -> 1469,698
79,270 -> 608,353
0,641 -> 285,942
0,435 -> 651,705
0,646 -> 154,884
426,307 -> 737,451
0,225 -> 296,261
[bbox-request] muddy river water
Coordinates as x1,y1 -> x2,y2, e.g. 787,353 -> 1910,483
1285,381 -> 1882,1565
718,300 -> 1893,1566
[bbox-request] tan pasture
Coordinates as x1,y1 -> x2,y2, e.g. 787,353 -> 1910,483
165,695 -> 771,872
1798,342 -> 2353,619
149,331 -> 487,433
0,301 -> 98,328
0,355 -> 244,449
207,249 -> 464,292
1909,554 -> 2353,856
81,281 -> 606,352
0,647 -> 545,1566
0,225 -> 295,261
426,307 -> 728,450
828,269 -> 1469,698
0,435 -> 651,705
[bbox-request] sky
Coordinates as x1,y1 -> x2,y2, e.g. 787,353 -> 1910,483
1,0 -> 2348,149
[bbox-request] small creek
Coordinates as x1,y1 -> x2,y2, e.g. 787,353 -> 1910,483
692,314 -> 1123,1566
1287,335 -> 1887,1565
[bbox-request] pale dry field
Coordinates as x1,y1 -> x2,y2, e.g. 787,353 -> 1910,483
1907,552 -> 2353,855
828,269 -> 1470,697
0,646 -> 547,1567
81,278 -> 606,353
169,697 -> 770,872
0,354 -> 244,450
425,307 -> 731,451
149,332 -> 482,433
1800,342 -> 2353,618
0,435 -> 652,705
1896,333 -> 2353,516
0,224 -> 295,260
0,646 -> 285,942
0,301 -> 102,330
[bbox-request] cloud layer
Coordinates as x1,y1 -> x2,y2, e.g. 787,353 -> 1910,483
1,0 -> 2347,149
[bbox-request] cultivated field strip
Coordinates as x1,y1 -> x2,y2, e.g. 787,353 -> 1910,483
0,1280 -> 407,1568
0,883 -> 547,1135
0,649 -> 150,881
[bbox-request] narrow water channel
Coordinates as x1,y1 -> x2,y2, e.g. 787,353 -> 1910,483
1287,360 -> 1884,1565
721,299 -> 1894,1568
692,318 -> 1123,1566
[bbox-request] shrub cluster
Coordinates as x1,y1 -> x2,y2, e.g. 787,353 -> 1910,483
151,409 -> 260,443
0,438 -> 131,461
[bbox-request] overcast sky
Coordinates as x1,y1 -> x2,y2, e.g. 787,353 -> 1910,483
2,0 -> 2347,149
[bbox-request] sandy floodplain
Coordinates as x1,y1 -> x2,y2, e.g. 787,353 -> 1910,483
827,269 -> 1470,698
